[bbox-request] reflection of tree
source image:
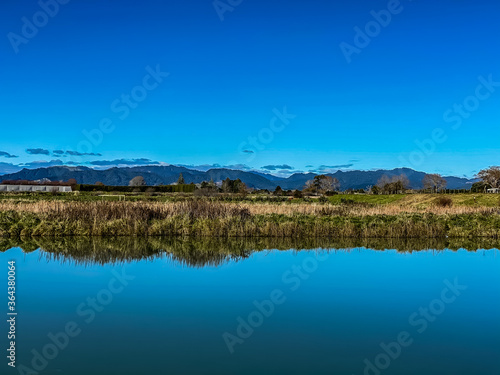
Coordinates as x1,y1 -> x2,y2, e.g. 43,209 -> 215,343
1,237 -> 498,267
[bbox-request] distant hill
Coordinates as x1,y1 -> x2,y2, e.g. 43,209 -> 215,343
326,168 -> 475,190
0,165 -> 476,190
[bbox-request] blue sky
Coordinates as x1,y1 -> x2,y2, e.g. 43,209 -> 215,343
0,0 -> 499,177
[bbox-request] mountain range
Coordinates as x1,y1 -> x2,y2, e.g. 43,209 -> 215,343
0,165 -> 477,190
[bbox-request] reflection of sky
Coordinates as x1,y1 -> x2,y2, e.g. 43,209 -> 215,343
2,247 -> 499,374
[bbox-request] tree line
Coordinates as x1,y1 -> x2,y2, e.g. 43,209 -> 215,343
6,166 -> 500,196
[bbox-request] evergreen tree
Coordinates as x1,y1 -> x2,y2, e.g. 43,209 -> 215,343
177,173 -> 185,185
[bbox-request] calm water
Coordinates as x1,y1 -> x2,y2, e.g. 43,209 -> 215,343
1,238 -> 499,375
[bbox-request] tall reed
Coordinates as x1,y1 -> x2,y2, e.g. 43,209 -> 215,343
1,200 -> 500,238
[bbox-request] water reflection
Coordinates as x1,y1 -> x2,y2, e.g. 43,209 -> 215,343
1,237 -> 498,267
1,237 -> 498,375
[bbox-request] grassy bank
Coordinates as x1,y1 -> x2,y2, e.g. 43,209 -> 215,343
1,197 -> 500,238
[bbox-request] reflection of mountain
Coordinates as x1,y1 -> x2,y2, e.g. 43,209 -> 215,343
1,237 -> 498,267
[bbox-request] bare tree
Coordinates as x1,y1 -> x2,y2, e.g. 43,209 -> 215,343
422,174 -> 447,193
377,175 -> 391,191
377,174 -> 409,194
129,176 -> 146,187
393,174 -> 409,193
317,175 -> 340,192
304,180 -> 314,190
195,182 -> 218,197
476,166 -> 500,189
305,175 -> 340,194
377,175 -> 391,194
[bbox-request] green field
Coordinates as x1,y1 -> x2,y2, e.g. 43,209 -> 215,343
1,191 -> 498,206
327,194 -> 406,205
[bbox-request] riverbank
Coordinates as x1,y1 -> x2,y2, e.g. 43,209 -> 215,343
1,198 -> 500,238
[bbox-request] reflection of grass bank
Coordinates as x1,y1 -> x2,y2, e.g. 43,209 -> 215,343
1,200 -> 500,238
1,237 -> 498,267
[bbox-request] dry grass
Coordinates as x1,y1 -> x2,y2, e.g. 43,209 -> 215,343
0,200 -> 250,220
1,197 -> 500,238
1,199 -> 500,218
